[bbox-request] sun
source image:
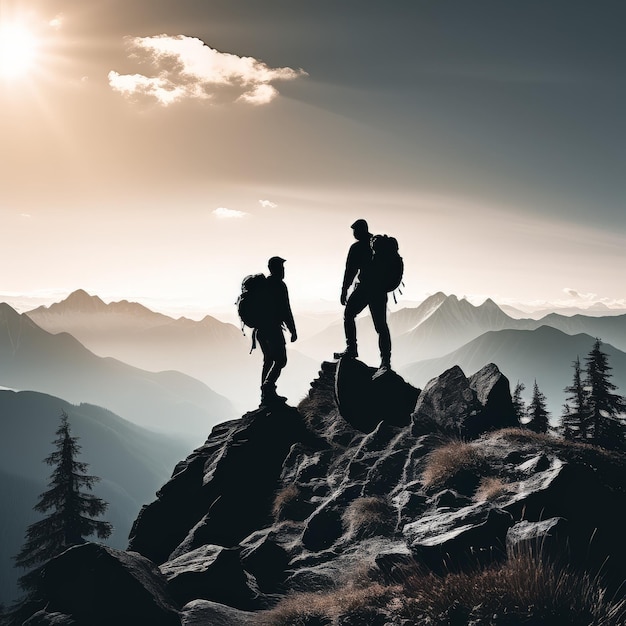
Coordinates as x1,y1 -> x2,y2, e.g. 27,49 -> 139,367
0,20 -> 40,79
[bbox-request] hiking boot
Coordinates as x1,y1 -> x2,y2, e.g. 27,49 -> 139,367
261,385 -> 287,406
372,360 -> 392,380
333,347 -> 358,360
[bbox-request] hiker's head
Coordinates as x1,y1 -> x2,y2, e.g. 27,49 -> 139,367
351,219 -> 369,241
268,256 -> 286,278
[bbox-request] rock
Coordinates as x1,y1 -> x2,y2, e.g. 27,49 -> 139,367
130,404 -> 307,563
506,517 -> 569,560
37,543 -> 181,626
159,545 -> 260,610
467,363 -> 519,436
22,612 -> 78,626
412,364 -> 518,438
181,599 -> 256,626
334,357 -> 420,432
404,504 -> 513,573
240,531 -> 291,592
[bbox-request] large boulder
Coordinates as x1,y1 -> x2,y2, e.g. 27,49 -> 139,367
412,364 -> 518,438
334,357 -> 420,432
36,543 -> 181,626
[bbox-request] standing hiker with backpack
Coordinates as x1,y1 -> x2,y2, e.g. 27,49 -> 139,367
237,256 -> 297,405
334,219 -> 403,378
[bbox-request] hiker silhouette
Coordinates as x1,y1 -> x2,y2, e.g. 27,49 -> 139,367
255,256 -> 297,405
334,219 -> 393,378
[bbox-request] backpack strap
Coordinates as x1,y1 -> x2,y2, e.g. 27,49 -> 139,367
250,328 -> 258,354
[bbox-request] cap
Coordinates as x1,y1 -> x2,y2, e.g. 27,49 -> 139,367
351,218 -> 368,230
268,256 -> 286,270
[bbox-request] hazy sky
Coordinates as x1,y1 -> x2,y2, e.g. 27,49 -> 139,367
1,0 -> 624,317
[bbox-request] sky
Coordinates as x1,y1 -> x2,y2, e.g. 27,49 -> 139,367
1,0 -> 625,319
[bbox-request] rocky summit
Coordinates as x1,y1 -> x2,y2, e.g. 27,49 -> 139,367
24,359 -> 626,625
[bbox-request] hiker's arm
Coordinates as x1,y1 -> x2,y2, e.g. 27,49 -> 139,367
283,284 -> 297,340
341,246 -> 358,304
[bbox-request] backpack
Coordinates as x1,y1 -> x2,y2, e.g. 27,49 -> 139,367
236,274 -> 270,331
370,234 -> 404,295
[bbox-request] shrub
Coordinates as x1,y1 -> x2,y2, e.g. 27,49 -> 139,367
421,440 -> 489,492
342,497 -> 395,539
272,484 -> 301,522
474,476 -> 510,502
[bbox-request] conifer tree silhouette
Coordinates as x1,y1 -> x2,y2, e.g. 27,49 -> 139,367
14,410 -> 112,592
584,338 -> 626,450
527,380 -> 550,434
561,356 -> 589,441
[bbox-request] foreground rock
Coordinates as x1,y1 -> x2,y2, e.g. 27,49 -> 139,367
23,361 -> 626,624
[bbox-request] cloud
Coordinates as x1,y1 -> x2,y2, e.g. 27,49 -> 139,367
109,35 -> 307,106
259,199 -> 278,209
20,213 -> 32,219
213,207 -> 248,219
562,288 -> 597,302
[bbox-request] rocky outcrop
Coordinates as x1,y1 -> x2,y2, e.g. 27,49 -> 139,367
23,360 -> 626,625
34,544 -> 180,626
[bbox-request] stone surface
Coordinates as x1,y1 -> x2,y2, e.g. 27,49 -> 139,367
38,543 -> 181,626
159,545 -> 260,610
22,359 -> 626,624
181,600 -> 256,626
334,357 -> 420,432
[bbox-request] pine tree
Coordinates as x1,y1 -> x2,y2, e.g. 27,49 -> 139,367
584,338 -> 626,450
512,381 -> 527,424
561,356 -> 589,441
527,380 -> 550,434
14,411 -> 112,591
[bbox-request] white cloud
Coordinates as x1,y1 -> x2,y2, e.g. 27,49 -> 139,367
109,34 -> 307,106
20,213 -> 32,219
259,199 -> 278,209
562,288 -> 597,302
213,207 -> 248,219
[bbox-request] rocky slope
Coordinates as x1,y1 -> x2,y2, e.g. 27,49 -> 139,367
18,359 -> 626,625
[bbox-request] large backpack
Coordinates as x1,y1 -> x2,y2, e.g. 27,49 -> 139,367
236,273 -> 270,331
370,234 -> 404,294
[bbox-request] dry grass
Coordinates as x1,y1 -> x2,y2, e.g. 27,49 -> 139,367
257,550 -> 626,625
257,582 -> 393,626
400,550 -> 626,625
272,484 -> 301,522
421,440 -> 489,490
342,497 -> 395,539
474,476 -> 510,502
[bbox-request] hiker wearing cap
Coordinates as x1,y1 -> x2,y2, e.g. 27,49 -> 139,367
335,219 -> 392,377
257,256 -> 297,404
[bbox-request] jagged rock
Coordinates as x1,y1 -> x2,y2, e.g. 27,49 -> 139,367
412,364 -> 518,438
36,543 -> 181,626
334,357 -> 420,432
404,504 -> 514,573
159,545 -> 260,610
239,531 -> 291,592
506,517 -> 569,559
22,612 -> 78,626
181,599 -> 256,626
129,404 -> 307,563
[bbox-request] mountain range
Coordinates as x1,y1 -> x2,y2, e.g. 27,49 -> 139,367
0,303 -> 235,443
25,290 -> 320,412
400,325 -> 626,421
0,389 -> 190,606
19,290 -> 626,421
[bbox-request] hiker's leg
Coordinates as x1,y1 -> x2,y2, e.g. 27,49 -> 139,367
263,328 -> 287,388
343,285 -> 369,353
257,330 -> 273,386
370,291 -> 391,366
